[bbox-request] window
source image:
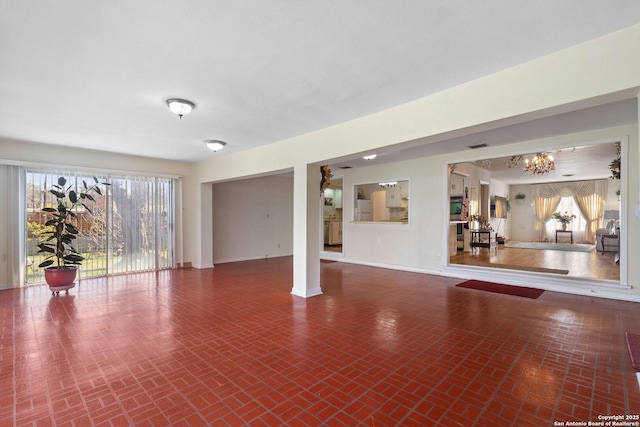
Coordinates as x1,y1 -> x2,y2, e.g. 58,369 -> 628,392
354,180 -> 409,223
26,169 -> 175,284
544,196 -> 587,243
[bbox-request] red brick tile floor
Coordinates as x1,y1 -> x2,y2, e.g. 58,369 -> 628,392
1,256 -> 639,426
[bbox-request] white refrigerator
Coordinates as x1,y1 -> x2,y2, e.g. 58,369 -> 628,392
355,199 -> 373,221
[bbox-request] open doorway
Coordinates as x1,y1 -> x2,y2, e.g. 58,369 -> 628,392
322,177 -> 343,253
447,141 -> 622,282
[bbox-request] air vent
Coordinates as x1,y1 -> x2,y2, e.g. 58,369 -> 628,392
562,174 -> 574,177
468,144 -> 487,149
340,166 -> 352,169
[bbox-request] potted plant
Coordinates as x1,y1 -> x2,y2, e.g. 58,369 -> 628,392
37,176 -> 108,294
609,142 -> 621,180
470,214 -> 492,231
551,211 -> 576,231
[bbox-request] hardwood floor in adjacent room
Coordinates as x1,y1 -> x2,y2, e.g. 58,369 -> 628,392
450,244 -> 620,281
2,257 -> 637,426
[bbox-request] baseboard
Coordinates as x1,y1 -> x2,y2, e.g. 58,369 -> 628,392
214,254 -> 294,264
442,264 -> 639,303
333,258 -> 442,276
192,262 -> 214,269
291,286 -> 323,298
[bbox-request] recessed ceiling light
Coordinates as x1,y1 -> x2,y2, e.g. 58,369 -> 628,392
204,140 -> 227,151
166,98 -> 195,118
363,154 -> 377,160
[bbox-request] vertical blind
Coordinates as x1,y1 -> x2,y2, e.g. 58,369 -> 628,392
26,169 -> 175,284
0,165 -> 26,289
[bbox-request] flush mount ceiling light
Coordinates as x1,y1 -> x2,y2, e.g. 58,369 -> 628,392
204,140 -> 227,152
165,98 -> 195,118
363,154 -> 377,160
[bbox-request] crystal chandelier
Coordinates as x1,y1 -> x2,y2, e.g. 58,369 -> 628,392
524,152 -> 555,175
474,159 -> 492,169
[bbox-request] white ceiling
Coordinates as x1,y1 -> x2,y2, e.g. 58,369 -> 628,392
329,99 -> 637,183
464,143 -> 619,186
1,2 -> 640,163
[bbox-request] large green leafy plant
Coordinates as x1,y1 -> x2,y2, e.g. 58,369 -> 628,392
37,177 -> 109,268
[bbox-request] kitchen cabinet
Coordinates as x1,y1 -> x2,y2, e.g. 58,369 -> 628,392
328,221 -> 342,245
399,181 -> 409,199
334,189 -> 342,208
385,185 -> 401,207
450,174 -> 464,196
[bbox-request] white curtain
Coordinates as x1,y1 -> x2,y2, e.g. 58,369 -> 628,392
533,194 -> 561,241
544,197 -> 587,242
0,165 -> 26,289
532,180 -> 608,243
574,193 -> 605,243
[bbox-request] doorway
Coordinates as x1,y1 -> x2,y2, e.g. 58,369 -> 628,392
322,177 -> 343,253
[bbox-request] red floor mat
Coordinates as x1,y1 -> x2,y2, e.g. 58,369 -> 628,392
456,280 -> 545,299
625,332 -> 640,370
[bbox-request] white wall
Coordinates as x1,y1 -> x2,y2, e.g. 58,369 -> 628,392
0,138 -> 194,270
341,158 -> 442,271
509,184 -> 536,241
190,25 -> 640,301
490,178 -> 510,238
212,176 -> 294,263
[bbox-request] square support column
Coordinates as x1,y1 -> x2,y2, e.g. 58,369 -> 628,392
291,164 -> 322,298
193,182 -> 214,269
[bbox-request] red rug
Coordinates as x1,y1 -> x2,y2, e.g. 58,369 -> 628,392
456,280 -> 544,299
625,332 -> 640,370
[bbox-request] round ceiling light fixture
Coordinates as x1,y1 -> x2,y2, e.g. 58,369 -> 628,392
166,98 -> 195,118
204,140 -> 227,152
363,154 -> 377,160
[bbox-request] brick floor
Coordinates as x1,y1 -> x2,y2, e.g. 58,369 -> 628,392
1,257 -> 639,426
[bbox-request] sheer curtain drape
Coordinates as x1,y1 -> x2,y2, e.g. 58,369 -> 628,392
533,194 -> 561,241
532,180 -> 608,243
574,193 -> 605,243
0,165 -> 26,289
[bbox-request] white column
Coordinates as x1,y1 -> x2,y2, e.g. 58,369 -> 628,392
291,163 -> 322,298
193,182 -> 214,269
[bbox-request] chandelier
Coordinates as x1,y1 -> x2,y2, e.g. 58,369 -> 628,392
524,152 -> 555,175
474,159 -> 492,169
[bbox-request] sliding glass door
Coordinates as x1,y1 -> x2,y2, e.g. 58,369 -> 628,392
25,169 -> 175,284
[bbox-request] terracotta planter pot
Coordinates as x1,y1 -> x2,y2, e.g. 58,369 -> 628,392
44,267 -> 77,291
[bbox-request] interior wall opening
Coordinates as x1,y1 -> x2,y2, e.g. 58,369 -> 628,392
447,140 -> 622,283
322,177 -> 343,254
